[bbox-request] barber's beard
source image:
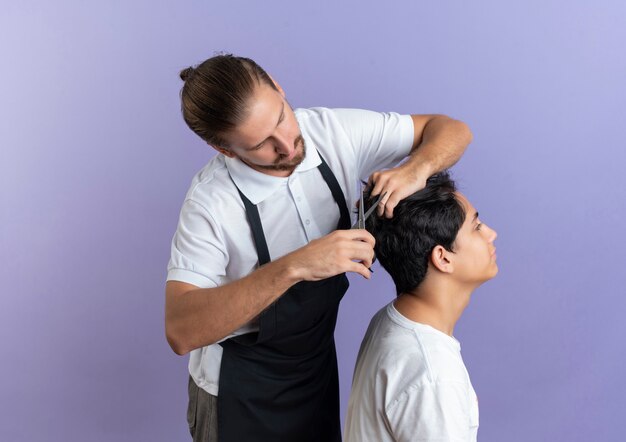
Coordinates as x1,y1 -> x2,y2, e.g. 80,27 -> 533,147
259,135 -> 306,172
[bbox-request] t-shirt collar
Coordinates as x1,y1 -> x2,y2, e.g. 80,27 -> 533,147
387,302 -> 461,350
225,141 -> 321,205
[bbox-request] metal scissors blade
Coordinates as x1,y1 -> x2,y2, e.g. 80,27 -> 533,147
358,191 -> 365,228
352,190 -> 386,229
363,192 -> 385,221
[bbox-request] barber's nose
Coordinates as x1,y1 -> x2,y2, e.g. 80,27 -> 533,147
274,133 -> 293,156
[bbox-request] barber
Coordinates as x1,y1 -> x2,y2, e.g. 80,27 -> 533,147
165,54 -> 472,442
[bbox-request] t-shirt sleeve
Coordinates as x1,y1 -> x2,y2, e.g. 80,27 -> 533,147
166,199 -> 228,288
386,381 -> 473,442
331,108 -> 414,180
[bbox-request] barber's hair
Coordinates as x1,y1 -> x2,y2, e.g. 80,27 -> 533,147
365,171 -> 466,295
179,54 -> 277,147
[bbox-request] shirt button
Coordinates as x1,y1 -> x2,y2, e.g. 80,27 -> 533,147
296,196 -> 302,202
305,219 -> 310,225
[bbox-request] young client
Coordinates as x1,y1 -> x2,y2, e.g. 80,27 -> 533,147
344,171 -> 498,441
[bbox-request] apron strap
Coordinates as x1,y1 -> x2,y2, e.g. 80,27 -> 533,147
317,152 -> 352,230
235,188 -> 277,344
236,187 -> 271,266
233,149 -> 351,344
236,150 -> 352,266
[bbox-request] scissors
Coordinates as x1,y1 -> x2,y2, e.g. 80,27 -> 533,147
351,187 -> 386,272
351,188 -> 386,230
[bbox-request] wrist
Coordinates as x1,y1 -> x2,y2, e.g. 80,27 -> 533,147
404,154 -> 435,181
274,252 -> 306,285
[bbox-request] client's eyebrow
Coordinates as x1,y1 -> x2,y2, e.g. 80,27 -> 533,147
472,212 -> 479,222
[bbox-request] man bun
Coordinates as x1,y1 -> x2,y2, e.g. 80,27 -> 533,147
178,54 -> 277,146
179,66 -> 195,82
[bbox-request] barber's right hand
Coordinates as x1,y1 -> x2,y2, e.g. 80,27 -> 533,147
287,229 -> 375,281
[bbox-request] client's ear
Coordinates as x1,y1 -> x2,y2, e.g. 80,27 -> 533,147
431,245 -> 454,273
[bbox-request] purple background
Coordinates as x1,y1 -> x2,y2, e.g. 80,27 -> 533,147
2,1 -> 625,441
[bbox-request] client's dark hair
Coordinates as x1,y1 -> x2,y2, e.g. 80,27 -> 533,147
365,171 -> 466,295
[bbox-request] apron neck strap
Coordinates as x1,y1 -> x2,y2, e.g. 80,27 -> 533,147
236,150 -> 351,266
316,152 -> 352,231
237,187 -> 272,266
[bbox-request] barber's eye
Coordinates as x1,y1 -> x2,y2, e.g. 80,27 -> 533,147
476,223 -> 482,231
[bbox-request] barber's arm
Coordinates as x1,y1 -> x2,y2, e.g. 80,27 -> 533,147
368,115 -> 472,218
165,229 -> 375,355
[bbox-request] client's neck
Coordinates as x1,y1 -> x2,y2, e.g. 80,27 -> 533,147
393,277 -> 473,336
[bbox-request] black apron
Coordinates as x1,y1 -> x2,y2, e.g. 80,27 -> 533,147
217,154 -> 351,442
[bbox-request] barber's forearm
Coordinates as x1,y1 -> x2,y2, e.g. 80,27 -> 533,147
409,116 -> 472,175
165,257 -> 301,355
165,229 -> 375,355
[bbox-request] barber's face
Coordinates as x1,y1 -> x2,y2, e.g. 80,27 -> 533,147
448,193 -> 498,285
217,83 -> 305,177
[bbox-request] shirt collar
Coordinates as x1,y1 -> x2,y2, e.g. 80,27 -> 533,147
225,141 -> 321,205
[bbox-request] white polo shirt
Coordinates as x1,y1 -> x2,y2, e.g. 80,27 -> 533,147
345,302 -> 479,442
167,107 -> 414,396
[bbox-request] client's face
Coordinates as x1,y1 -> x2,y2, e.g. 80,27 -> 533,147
448,192 -> 498,285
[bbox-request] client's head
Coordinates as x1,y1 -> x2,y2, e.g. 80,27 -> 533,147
365,171 -> 498,296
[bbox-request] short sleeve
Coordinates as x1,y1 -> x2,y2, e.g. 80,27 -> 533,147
386,382 -> 473,442
167,199 -> 228,288
331,109 -> 414,180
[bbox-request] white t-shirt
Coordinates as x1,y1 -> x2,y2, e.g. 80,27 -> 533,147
345,302 -> 479,442
167,108 -> 414,396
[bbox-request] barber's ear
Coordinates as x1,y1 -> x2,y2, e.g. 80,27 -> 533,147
211,143 -> 236,158
431,245 -> 454,273
268,74 -> 285,97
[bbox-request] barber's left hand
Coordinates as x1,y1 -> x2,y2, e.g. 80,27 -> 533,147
367,163 -> 429,218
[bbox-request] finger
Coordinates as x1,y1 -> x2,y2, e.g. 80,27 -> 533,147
348,245 -> 375,268
384,193 -> 401,218
348,261 -> 372,279
376,190 -> 390,217
366,173 -> 379,194
336,239 -> 374,266
346,229 -> 376,247
359,253 -> 374,269
369,173 -> 387,198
